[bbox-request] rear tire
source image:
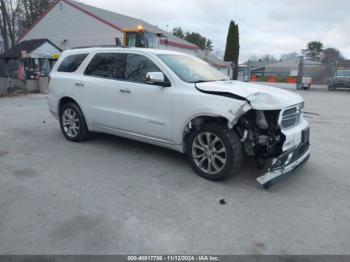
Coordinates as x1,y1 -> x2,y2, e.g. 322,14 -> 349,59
59,102 -> 90,142
186,123 -> 242,181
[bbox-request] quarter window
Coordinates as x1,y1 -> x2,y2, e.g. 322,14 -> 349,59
84,53 -> 126,79
57,54 -> 88,73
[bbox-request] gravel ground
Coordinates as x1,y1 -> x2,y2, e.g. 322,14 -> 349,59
0,87 -> 349,255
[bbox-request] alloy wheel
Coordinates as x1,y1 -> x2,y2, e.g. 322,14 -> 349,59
192,132 -> 227,175
62,108 -> 80,138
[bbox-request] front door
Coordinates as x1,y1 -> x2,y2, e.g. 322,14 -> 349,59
117,53 -> 173,142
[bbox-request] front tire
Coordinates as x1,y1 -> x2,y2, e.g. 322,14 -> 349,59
186,124 -> 242,181
59,102 -> 89,142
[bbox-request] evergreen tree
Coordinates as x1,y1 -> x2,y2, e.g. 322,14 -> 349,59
224,20 -> 240,80
304,41 -> 324,61
172,27 -> 185,39
172,26 -> 214,51
205,39 -> 213,51
184,32 -> 207,50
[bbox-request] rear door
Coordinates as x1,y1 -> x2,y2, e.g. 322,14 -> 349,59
80,52 -> 126,129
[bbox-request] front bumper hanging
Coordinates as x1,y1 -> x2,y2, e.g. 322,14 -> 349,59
257,128 -> 311,189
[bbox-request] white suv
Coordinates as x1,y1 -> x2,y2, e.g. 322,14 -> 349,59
48,48 -> 310,188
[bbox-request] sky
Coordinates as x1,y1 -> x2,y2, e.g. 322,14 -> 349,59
81,0 -> 350,62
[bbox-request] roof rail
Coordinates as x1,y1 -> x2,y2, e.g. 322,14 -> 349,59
71,45 -> 120,49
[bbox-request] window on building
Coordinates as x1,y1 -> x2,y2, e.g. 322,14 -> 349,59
125,53 -> 163,83
84,53 -> 126,79
57,54 -> 88,73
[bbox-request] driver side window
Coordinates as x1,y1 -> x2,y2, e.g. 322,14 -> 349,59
125,53 -> 169,84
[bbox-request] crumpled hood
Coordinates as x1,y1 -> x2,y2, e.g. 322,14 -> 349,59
196,81 -> 303,110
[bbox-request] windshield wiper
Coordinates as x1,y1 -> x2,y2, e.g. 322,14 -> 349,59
192,80 -> 209,83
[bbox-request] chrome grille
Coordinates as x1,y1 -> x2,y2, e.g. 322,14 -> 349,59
280,103 -> 304,129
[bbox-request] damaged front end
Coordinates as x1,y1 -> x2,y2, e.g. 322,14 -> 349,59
256,136 -> 311,189
235,104 -> 310,189
194,81 -> 310,188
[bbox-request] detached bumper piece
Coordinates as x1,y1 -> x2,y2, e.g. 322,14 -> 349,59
257,129 -> 311,189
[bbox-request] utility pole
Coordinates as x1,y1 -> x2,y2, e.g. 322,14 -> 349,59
232,60 -> 237,81
296,55 -> 304,90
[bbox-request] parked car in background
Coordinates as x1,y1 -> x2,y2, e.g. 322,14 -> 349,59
48,48 -> 310,188
329,70 -> 350,90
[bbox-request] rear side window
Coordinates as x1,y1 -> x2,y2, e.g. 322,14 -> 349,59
84,53 -> 126,79
57,54 -> 88,73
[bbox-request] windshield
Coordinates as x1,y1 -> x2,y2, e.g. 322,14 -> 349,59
144,33 -> 158,48
158,54 -> 229,83
336,70 -> 350,77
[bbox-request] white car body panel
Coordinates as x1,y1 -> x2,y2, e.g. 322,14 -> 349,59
116,80 -> 173,142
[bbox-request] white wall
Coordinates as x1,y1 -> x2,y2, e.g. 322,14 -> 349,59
20,0 -> 227,75
21,1 -> 200,56
30,42 -> 61,58
21,1 -> 122,50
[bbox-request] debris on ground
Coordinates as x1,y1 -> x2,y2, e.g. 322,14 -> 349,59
219,199 -> 226,205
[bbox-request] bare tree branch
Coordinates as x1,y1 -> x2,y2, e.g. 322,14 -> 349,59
0,0 -> 50,51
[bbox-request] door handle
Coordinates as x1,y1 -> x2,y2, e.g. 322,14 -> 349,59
75,82 -> 84,87
119,88 -> 131,94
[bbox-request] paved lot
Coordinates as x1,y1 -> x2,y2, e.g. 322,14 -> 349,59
0,87 -> 350,255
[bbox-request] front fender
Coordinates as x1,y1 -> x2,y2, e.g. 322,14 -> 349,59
175,102 -> 251,148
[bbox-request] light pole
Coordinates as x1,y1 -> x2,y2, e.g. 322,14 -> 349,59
296,55 -> 304,90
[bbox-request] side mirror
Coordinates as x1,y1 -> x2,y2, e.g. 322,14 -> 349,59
145,72 -> 170,87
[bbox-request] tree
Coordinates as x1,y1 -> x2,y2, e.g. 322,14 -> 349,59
322,48 -> 345,79
184,32 -> 204,49
0,0 -> 50,52
172,26 -> 214,51
248,55 -> 259,62
260,54 -> 277,62
322,48 -> 344,64
0,0 -> 21,51
172,26 -> 185,39
205,39 -> 213,51
224,20 -> 239,80
304,41 -> 324,61
18,0 -> 50,36
184,31 -> 213,51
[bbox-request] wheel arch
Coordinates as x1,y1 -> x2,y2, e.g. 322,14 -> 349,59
57,96 -> 90,141
58,96 -> 83,115
181,114 -> 233,145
